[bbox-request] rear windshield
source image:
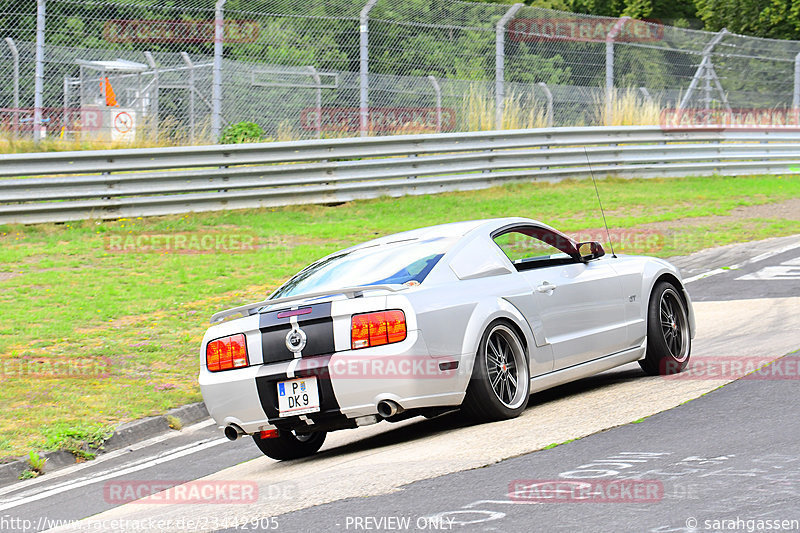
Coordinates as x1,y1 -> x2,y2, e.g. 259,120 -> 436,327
270,237 -> 455,300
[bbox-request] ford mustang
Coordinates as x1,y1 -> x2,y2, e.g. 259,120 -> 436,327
199,217 -> 694,460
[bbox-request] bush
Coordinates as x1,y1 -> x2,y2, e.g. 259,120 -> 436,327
220,122 -> 264,144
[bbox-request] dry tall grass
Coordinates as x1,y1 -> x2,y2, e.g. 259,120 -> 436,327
0,87 -> 666,153
462,84 -> 551,131
594,88 -> 662,126
0,114 -> 212,153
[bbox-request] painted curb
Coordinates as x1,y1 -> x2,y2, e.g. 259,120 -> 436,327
0,402 -> 209,488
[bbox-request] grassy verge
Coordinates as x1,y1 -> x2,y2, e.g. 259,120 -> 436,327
0,173 -> 798,460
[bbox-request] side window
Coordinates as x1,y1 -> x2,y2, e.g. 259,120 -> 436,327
493,228 -> 576,271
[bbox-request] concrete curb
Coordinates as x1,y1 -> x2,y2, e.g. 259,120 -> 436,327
0,402 -> 209,488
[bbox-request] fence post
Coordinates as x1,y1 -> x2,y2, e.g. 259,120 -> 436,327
34,0 -> 46,143
605,16 -> 630,126
144,52 -> 159,142
211,0 -> 226,141
679,28 -> 728,111
537,82 -> 553,128
5,38 -> 19,139
427,75 -> 442,133
639,86 -> 653,104
793,52 -> 800,112
62,76 -> 68,138
359,0 -> 379,137
181,52 -> 196,143
495,3 -> 523,131
307,66 -> 323,139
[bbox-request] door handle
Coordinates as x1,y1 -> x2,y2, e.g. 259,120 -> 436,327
535,282 -> 557,293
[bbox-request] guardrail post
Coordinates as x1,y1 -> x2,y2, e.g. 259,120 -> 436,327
5,38 -> 19,139
144,52 -> 159,142
427,75 -> 442,133
181,52 -> 196,143
537,82 -> 553,128
211,0 -> 227,141
34,0 -> 46,143
495,3 -> 523,131
359,0 -> 379,137
605,17 -> 630,126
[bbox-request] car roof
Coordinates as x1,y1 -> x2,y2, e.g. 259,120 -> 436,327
349,217 -> 542,251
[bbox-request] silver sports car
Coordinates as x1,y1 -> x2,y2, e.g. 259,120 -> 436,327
199,217 -> 694,460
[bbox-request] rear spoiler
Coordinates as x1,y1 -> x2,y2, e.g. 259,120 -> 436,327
209,284 -> 408,323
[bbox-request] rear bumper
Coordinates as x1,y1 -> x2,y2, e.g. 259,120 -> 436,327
199,334 -> 468,434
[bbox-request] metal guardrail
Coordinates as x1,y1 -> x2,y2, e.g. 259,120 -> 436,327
2,125 -> 799,225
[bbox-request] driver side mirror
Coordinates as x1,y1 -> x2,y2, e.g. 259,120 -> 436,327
577,241 -> 605,262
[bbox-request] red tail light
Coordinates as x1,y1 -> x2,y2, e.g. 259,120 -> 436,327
206,334 -> 249,372
351,310 -> 407,349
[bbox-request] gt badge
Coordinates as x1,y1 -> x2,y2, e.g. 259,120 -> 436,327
285,326 -> 307,354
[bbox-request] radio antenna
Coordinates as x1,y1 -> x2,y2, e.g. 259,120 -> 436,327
583,147 -> 616,258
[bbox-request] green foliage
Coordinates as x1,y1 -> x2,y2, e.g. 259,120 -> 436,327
694,0 -> 800,39
28,450 -> 47,471
166,415 -> 183,430
220,122 -> 264,144
19,451 -> 47,479
42,424 -> 113,460
567,0 -> 698,22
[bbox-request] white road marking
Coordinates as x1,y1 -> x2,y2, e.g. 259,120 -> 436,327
736,256 -> 800,280
683,241 -> 800,284
0,437 -> 228,512
0,419 -> 215,498
736,265 -> 800,280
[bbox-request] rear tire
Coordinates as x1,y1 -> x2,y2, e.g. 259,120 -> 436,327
462,321 -> 529,421
253,430 -> 326,460
639,281 -> 691,376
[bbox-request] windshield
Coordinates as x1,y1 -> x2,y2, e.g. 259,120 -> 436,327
270,237 -> 456,300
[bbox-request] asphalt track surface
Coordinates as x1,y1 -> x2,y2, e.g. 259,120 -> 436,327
1,235 -> 798,533
254,350 -> 800,533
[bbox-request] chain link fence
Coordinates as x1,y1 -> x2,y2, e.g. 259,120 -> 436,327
3,0 -> 800,145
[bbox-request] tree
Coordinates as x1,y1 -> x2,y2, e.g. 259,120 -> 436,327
694,0 -> 800,39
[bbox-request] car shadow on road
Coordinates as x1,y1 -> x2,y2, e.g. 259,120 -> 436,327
302,363 -> 647,462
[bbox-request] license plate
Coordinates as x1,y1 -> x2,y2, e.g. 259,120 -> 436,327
276,376 -> 320,417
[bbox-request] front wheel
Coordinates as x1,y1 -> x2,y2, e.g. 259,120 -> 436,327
639,282 -> 691,376
462,321 -> 530,421
253,430 -> 326,461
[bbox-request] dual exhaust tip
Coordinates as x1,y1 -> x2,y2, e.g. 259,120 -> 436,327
224,400 -> 403,440
377,400 -> 403,418
224,425 -> 244,441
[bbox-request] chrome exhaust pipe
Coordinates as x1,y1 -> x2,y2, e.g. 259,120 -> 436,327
224,425 -> 244,441
377,400 -> 403,418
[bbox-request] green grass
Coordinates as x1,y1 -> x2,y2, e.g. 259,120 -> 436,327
543,438 -> 578,450
0,173 -> 799,459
